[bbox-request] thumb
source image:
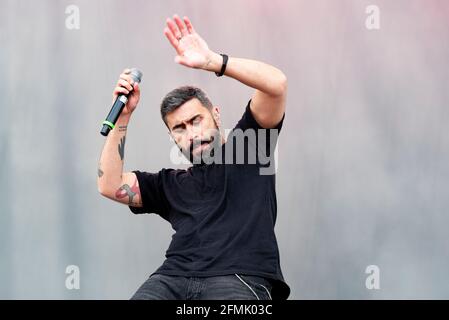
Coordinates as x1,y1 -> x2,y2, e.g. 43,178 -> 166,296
133,81 -> 140,94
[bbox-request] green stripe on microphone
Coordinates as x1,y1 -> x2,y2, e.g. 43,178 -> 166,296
102,120 -> 115,129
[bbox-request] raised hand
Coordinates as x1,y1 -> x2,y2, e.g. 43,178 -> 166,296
164,15 -> 214,69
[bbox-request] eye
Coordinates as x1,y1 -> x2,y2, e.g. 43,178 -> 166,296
192,117 -> 201,126
172,127 -> 184,134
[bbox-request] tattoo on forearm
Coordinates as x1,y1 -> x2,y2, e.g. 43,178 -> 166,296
203,58 -> 212,69
118,136 -> 126,160
115,178 -> 139,205
97,161 -> 104,177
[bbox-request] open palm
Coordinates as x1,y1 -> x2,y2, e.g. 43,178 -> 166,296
164,15 -> 212,69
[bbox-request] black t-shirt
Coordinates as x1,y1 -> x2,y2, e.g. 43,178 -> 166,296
129,99 -> 290,300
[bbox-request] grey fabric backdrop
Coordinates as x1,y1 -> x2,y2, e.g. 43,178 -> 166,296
1,0 -> 448,299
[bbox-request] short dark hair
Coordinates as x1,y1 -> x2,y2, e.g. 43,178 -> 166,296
160,86 -> 213,128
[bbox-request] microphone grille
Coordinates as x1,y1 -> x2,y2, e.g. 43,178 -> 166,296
129,68 -> 143,83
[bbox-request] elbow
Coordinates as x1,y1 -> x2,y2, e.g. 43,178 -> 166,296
98,187 -> 115,201
273,72 -> 288,97
97,185 -> 106,197
97,183 -> 110,198
279,72 -> 288,95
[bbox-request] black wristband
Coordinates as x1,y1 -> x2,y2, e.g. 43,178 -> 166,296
215,54 -> 228,77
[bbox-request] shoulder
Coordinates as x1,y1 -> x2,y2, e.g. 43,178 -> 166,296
159,167 -> 191,185
234,99 -> 285,132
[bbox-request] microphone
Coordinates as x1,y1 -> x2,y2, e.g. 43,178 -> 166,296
100,68 -> 143,136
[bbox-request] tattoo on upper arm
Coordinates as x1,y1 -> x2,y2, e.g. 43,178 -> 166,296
115,178 -> 140,205
118,136 -> 126,160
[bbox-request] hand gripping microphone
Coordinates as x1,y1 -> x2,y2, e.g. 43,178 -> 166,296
100,68 -> 143,136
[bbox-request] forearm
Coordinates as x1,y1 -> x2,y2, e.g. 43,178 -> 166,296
204,52 -> 287,96
97,114 -> 130,194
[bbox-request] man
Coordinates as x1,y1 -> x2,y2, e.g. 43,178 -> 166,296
97,14 -> 290,300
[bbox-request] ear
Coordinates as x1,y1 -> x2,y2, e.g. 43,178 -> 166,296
212,106 -> 221,126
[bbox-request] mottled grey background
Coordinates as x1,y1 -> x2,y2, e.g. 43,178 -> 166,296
1,0 -> 448,299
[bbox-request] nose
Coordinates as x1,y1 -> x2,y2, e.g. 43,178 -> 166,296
186,126 -> 200,144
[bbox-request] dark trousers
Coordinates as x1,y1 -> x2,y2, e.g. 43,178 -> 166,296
130,273 -> 273,300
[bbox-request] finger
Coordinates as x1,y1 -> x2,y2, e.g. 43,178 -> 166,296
183,16 -> 195,34
119,74 -> 134,85
114,86 -> 130,96
123,68 -> 131,74
166,17 -> 182,40
173,14 -> 188,36
164,27 -> 181,54
174,55 -> 193,68
118,79 -> 133,91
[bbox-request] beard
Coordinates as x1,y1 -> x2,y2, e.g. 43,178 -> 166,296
179,123 -> 222,166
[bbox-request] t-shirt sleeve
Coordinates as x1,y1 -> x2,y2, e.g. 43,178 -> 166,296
128,170 -> 170,220
235,99 -> 285,132
232,99 -> 285,161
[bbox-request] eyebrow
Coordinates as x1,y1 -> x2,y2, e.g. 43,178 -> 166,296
171,114 -> 202,131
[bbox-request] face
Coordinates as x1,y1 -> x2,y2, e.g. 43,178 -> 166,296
166,98 -> 223,164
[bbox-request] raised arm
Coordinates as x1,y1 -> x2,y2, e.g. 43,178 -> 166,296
97,69 -> 143,207
163,14 -> 287,129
